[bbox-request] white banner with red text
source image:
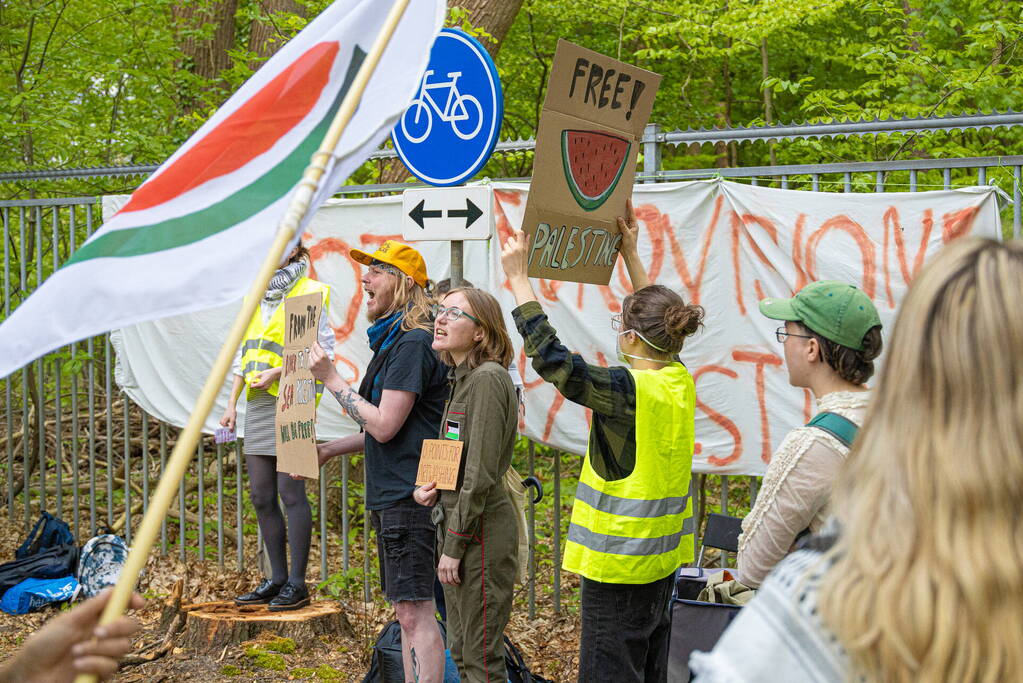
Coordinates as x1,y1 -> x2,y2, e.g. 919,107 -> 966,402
108,178 -> 1003,475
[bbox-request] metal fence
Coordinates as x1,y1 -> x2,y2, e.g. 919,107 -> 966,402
1,113 -> 1021,614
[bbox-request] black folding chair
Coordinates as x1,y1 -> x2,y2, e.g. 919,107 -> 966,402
668,513 -> 746,682
696,512 -> 743,567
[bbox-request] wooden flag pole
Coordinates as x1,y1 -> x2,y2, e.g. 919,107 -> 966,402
74,1 -> 412,680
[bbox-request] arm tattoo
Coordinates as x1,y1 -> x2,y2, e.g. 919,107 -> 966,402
333,387 -> 369,427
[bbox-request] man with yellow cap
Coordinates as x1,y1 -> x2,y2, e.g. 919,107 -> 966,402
309,240 -> 447,683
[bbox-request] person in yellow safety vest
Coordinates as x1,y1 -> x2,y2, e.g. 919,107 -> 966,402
500,200 -> 705,683
219,242 -> 333,611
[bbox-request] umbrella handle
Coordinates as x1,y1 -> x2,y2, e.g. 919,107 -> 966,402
522,476 -> 543,505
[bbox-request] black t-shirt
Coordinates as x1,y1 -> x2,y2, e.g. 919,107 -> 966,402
361,327 -> 449,510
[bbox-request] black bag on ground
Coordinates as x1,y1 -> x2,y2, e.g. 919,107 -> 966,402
0,544 -> 79,598
362,620 -> 451,683
16,511 -> 74,559
362,620 -> 553,683
504,635 -> 554,683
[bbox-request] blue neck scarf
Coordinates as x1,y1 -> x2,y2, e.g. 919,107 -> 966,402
367,308 -> 404,353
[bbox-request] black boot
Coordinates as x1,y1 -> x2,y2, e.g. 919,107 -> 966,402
234,579 -> 284,606
267,581 -> 310,612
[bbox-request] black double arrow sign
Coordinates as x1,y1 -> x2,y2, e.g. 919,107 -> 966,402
408,198 -> 483,230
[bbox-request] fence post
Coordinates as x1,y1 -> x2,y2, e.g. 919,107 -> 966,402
527,440 -> 536,620
643,122 -> 662,183
553,448 -> 561,614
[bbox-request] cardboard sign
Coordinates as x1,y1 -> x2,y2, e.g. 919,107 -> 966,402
415,439 -> 465,491
275,293 -> 322,479
523,40 -> 661,285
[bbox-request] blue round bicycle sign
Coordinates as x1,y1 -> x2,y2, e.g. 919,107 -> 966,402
391,28 -> 503,186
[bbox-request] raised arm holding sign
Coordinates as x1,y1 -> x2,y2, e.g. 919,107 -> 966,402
522,40 -> 661,285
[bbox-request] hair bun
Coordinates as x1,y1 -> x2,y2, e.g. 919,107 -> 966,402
664,303 -> 705,340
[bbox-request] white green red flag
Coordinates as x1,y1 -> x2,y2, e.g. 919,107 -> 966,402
0,0 -> 445,379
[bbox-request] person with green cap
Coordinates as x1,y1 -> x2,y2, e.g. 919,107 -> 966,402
736,280 -> 882,589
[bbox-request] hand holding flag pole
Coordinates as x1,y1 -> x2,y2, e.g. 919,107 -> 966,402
73,1 -> 413,680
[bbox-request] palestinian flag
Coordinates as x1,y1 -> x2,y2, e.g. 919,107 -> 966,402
0,0 -> 445,379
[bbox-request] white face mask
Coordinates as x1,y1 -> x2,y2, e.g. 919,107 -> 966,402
616,330 -> 672,364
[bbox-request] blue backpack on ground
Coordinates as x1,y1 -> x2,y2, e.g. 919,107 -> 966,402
16,512 -> 74,560
77,535 -> 128,598
0,576 -> 78,614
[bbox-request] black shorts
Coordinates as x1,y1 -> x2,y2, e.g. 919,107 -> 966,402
370,498 -> 437,603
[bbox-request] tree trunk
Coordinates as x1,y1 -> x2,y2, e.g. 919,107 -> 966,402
179,601 -> 353,652
247,0 -> 305,69
172,0 -> 239,111
760,37 -> 776,166
450,0 -> 525,59
378,0 -> 525,184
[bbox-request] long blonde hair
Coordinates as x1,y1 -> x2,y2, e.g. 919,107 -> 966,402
379,266 -> 434,333
819,237 -> 1023,682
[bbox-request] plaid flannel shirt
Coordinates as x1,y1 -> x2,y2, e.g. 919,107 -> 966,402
512,301 -> 638,481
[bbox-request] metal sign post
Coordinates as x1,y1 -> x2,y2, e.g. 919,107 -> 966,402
450,240 -> 464,288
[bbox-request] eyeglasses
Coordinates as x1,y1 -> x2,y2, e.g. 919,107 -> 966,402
368,262 -> 400,277
775,326 -> 814,343
432,304 -> 481,324
611,313 -> 623,331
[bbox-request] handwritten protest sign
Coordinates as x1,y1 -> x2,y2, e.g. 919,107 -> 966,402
416,439 -> 464,490
275,292 -> 322,479
523,40 -> 661,284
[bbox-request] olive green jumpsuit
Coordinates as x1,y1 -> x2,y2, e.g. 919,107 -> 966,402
435,361 -> 519,683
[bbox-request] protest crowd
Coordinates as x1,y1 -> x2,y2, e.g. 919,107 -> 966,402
177,213 -> 1023,682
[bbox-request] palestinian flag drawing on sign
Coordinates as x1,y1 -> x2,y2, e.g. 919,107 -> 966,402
0,0 -> 445,380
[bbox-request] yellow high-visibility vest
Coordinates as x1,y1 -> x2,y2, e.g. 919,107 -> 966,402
239,277 -> 330,403
563,362 -> 696,584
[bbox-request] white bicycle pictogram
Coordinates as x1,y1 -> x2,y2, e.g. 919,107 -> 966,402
400,70 -> 484,143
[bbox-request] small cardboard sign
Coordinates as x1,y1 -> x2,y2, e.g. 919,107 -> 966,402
523,40 -> 661,285
415,439 -> 465,491
275,293 -> 322,479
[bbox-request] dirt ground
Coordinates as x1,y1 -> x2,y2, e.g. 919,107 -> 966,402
0,510 -> 581,682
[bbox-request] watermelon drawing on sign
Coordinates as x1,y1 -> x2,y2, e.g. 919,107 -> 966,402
561,129 -> 631,211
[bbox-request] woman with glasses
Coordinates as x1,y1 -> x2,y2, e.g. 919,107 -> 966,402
501,201 -> 704,683
413,287 -> 518,683
735,281 -> 882,589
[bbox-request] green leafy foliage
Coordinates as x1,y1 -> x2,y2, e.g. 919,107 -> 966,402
486,0 -> 1023,177
2,1 -> 1019,193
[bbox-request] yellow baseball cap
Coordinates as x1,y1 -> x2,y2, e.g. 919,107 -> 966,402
350,240 -> 429,288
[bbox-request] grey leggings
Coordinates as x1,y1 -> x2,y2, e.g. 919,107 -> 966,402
246,454 -> 311,584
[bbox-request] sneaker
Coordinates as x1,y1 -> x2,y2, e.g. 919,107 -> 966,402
267,581 -> 310,612
234,579 -> 284,606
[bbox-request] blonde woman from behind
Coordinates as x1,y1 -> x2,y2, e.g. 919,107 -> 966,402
691,237 -> 1023,682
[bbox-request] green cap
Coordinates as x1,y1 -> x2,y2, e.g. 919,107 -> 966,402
759,281 -> 881,350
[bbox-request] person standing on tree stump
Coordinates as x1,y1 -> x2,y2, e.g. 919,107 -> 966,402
221,242 -> 333,611
414,287 -> 519,683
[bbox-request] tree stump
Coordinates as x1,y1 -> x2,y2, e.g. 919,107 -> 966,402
179,601 -> 353,652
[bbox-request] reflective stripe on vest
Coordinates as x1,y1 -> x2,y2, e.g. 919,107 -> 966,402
563,362 -> 696,584
575,481 -> 690,519
567,515 -> 696,556
239,277 -> 330,402
241,339 -> 284,357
